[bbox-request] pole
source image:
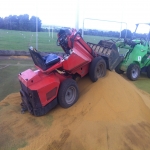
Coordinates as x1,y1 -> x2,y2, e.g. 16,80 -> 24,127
49,25 -> 50,37
76,0 -> 79,31
36,1 -> 38,50
36,17 -> 38,50
82,20 -> 84,37
52,26 -> 53,39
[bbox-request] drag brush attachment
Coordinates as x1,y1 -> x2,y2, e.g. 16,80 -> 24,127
87,40 -> 124,70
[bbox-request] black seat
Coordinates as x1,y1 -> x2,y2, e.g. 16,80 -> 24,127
29,47 -> 60,71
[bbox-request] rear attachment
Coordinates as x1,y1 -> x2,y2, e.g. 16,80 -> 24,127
19,81 -> 58,116
87,40 -> 124,70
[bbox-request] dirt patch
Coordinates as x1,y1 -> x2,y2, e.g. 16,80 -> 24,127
10,56 -> 31,59
1,71 -> 150,150
0,56 -> 31,60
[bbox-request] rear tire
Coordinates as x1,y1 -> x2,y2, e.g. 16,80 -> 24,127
58,78 -> 79,108
147,65 -> 150,78
89,56 -> 106,82
127,63 -> 140,81
115,63 -> 124,74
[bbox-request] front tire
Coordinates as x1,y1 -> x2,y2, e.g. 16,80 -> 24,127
127,63 -> 140,81
58,78 -> 79,108
89,56 -> 106,82
147,65 -> 150,78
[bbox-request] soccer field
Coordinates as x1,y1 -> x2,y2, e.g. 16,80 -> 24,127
0,29 -> 112,52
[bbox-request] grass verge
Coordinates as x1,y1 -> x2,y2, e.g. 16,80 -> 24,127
0,58 -> 34,100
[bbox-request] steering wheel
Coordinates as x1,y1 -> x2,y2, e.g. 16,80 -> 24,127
123,38 -> 146,47
56,33 -> 67,46
71,32 -> 82,48
125,37 -> 146,46
136,37 -> 146,44
124,38 -> 134,46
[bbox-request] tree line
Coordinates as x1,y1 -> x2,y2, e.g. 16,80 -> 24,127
82,29 -> 148,39
0,14 -> 42,32
0,15 -> 148,39
45,27 -> 148,39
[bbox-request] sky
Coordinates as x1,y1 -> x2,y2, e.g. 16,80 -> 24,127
1,0 -> 150,33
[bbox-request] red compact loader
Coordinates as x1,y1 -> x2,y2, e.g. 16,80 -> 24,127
18,28 -> 122,116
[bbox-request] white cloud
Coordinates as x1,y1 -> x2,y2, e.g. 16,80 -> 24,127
1,0 -> 150,31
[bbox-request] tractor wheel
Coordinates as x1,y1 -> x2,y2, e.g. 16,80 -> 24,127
115,63 -> 124,74
126,64 -> 140,81
58,78 -> 79,108
89,56 -> 106,82
147,65 -> 150,78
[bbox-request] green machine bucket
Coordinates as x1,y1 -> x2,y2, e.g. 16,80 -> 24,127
87,40 -> 124,70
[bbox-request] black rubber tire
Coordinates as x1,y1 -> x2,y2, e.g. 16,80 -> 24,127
58,78 -> 79,108
147,65 -> 150,78
89,56 -> 106,82
126,63 -> 140,81
115,63 -> 124,74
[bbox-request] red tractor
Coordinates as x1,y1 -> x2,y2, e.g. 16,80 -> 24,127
18,28 -> 122,116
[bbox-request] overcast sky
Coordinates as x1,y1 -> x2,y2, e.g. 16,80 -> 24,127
1,0 -> 150,32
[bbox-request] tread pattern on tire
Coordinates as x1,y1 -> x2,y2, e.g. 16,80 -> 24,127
127,63 -> 140,81
58,78 -> 79,108
89,56 -> 106,82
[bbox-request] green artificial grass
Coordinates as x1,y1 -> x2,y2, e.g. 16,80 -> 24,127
133,74 -> 150,94
0,59 -> 34,100
0,29 -> 118,52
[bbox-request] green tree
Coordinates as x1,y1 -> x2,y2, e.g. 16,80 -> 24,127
29,16 -> 42,32
9,15 -> 19,30
18,14 -> 29,31
0,17 -> 4,28
121,29 -> 132,38
0,14 -> 42,31
3,17 -> 9,29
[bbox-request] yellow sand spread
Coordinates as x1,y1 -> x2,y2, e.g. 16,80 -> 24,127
10,56 -> 31,59
1,71 -> 150,150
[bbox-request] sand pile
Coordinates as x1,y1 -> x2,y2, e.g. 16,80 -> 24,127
1,71 -> 150,150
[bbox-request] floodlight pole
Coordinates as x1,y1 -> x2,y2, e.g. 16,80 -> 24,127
49,25 -> 50,37
36,1 -> 38,50
52,26 -> 53,39
75,0 -> 79,31
48,25 -> 53,40
36,17 -> 38,50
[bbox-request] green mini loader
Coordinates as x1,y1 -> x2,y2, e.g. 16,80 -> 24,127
115,23 -> 150,81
